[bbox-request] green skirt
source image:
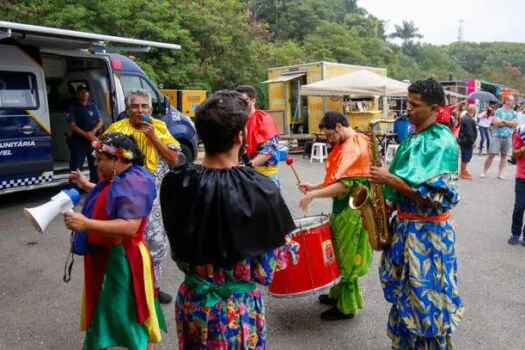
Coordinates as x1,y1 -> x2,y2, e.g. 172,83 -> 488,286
328,205 -> 373,315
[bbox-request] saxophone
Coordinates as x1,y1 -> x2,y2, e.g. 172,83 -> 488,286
349,119 -> 394,251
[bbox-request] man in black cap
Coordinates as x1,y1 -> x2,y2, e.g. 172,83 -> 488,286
67,85 -> 103,182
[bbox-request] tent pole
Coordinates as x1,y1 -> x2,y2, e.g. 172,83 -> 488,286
383,86 -> 388,119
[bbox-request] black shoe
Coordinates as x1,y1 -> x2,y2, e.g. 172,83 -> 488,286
318,294 -> 338,306
508,235 -> 520,245
157,289 -> 173,304
320,306 -> 354,321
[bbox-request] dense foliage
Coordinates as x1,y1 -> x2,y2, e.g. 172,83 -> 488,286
2,0 -> 524,107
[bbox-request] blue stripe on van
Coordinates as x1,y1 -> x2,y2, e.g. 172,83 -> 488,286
0,136 -> 52,175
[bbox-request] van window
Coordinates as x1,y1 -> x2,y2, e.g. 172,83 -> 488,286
138,79 -> 158,105
0,71 -> 39,110
120,74 -> 158,104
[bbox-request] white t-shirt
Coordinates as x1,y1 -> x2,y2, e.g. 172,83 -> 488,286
517,112 -> 525,127
478,111 -> 492,128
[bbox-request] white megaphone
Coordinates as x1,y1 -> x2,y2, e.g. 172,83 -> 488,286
23,188 -> 81,234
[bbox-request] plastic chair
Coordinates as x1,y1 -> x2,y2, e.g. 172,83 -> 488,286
385,144 -> 399,166
310,142 -> 328,163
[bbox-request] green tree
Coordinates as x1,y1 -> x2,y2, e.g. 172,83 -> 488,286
389,20 -> 423,56
267,40 -> 306,67
303,21 -> 367,64
3,0 -> 525,106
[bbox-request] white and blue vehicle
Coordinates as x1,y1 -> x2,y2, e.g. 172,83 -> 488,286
0,21 -> 198,195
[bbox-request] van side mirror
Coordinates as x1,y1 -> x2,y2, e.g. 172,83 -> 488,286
163,95 -> 170,114
152,95 -> 170,115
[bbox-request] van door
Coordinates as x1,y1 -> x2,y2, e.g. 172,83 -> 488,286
0,68 -> 53,191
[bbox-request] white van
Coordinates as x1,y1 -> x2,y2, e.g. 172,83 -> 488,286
0,21 -> 198,195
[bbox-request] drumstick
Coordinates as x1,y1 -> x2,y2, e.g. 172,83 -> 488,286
286,156 -> 301,183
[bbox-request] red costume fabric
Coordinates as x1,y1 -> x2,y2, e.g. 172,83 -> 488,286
246,109 -> 280,157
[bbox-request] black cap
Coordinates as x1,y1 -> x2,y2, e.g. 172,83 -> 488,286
76,85 -> 89,93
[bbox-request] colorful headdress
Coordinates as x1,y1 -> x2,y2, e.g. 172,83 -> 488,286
92,137 -> 135,161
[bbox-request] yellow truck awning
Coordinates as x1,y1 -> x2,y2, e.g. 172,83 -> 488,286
262,72 -> 305,84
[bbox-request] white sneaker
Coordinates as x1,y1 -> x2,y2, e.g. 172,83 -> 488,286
498,175 -> 506,180
480,173 -> 487,178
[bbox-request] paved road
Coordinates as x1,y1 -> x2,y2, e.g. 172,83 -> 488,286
0,154 -> 523,349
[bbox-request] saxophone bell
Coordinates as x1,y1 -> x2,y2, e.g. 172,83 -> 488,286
349,185 -> 368,209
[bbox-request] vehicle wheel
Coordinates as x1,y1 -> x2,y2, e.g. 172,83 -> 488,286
180,143 -> 194,163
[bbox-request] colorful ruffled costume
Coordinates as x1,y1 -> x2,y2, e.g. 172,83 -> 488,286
380,123 -> 464,349
246,110 -> 281,188
80,165 -> 166,350
104,118 -> 180,288
160,164 -> 298,349
322,131 -> 373,316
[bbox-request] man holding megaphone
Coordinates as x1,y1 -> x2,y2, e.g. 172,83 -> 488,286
65,133 -> 166,350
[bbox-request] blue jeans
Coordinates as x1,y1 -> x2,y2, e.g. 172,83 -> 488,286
511,179 -> 525,237
478,126 -> 490,153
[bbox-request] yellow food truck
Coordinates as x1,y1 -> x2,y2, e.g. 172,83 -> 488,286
265,61 -> 387,134
160,89 -> 207,118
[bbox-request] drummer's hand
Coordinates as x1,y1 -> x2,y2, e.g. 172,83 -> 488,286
299,193 -> 313,213
369,166 -> 391,185
64,212 -> 89,232
298,181 -> 314,194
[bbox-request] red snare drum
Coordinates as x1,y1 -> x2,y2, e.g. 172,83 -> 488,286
269,215 -> 341,297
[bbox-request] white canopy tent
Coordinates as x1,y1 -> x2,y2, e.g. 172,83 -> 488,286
300,69 -> 409,118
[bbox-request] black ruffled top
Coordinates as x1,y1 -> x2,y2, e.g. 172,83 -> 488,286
160,164 -> 296,266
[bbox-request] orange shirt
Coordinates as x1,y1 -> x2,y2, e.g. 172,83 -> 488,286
323,132 -> 371,187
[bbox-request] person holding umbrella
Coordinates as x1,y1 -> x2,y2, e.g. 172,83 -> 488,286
481,96 -> 519,179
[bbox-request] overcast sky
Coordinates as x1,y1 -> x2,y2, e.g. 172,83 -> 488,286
360,0 -> 525,45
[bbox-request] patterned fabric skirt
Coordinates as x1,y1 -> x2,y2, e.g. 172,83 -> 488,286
145,189 -> 169,287
175,284 -> 266,350
146,160 -> 172,287
379,218 -> 464,350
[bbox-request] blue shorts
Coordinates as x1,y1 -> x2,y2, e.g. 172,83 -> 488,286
461,146 -> 473,163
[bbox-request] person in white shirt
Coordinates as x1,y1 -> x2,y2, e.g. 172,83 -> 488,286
478,107 -> 493,154
508,105 -> 525,165
517,105 -> 525,127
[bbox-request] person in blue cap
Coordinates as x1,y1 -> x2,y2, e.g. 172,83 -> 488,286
67,85 -> 104,183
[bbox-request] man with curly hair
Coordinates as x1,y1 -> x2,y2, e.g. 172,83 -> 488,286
370,79 -> 464,349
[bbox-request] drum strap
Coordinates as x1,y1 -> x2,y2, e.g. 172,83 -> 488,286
184,275 -> 256,307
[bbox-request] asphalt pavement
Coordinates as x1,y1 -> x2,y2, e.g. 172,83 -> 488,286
0,154 -> 523,350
